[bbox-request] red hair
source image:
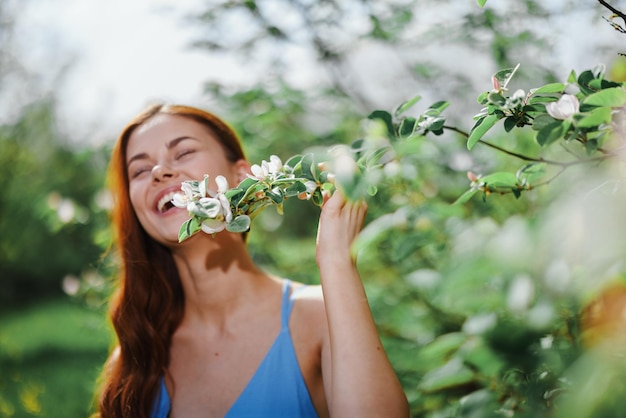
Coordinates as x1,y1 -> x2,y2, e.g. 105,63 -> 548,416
94,104 -> 246,417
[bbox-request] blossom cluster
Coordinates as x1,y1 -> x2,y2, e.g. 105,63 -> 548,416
172,174 -> 234,235
172,154 -> 328,242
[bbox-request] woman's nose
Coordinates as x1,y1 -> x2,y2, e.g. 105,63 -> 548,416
151,164 -> 176,181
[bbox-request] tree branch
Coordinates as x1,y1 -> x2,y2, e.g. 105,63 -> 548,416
443,125 -> 614,167
598,0 -> 626,25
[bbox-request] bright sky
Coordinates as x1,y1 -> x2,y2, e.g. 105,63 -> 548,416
10,0 -> 623,146
14,0 -> 253,144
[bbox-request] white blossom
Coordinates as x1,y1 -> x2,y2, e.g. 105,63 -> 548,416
249,155 -> 283,181
201,218 -> 227,234
268,155 -> 283,173
545,94 -> 579,120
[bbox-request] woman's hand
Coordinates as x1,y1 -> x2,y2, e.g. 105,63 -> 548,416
315,190 -> 367,269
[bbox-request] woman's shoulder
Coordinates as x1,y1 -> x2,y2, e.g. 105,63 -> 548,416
290,281 -> 324,305
288,281 -> 328,333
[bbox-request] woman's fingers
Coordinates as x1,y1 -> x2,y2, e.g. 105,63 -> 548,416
316,190 -> 367,264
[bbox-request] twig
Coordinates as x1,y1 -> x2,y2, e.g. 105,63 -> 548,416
598,0 -> 626,25
443,125 -> 614,167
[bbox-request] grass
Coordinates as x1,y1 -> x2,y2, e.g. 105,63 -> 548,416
0,298 -> 111,417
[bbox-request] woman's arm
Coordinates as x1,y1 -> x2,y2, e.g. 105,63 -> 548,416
317,191 -> 409,418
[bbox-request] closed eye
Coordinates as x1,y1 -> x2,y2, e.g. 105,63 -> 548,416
130,165 -> 152,179
175,149 -> 195,160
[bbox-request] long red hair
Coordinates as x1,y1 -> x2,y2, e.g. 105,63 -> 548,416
94,104 -> 246,417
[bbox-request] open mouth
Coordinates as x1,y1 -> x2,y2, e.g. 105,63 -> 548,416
156,192 -> 179,213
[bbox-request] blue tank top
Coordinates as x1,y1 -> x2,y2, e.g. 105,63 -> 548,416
151,280 -> 319,417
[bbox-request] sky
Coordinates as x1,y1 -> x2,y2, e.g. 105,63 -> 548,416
12,0 -> 252,144
7,0 -> 625,146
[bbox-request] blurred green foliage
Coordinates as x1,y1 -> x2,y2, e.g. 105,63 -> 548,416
0,100 -> 112,305
2,0 -> 626,417
0,299 -> 110,417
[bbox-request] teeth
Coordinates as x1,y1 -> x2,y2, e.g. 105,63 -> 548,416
157,192 -> 178,213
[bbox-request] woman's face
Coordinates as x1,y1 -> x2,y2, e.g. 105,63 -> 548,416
125,114 -> 247,245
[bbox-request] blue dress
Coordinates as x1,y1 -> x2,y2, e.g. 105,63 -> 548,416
151,280 -> 319,417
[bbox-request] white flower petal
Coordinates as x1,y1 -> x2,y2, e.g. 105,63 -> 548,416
269,155 -> 282,173
250,164 -> 264,180
181,182 -> 195,199
171,193 -> 188,208
217,194 -> 232,222
304,181 -> 317,193
201,219 -> 226,234
216,175 -> 229,193
545,102 -> 561,119
199,175 -> 209,197
512,89 -> 526,100
188,197 -> 221,218
546,94 -> 579,120
261,160 -> 270,177
560,94 -> 579,114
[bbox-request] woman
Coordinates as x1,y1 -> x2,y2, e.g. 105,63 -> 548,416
94,103 -> 409,418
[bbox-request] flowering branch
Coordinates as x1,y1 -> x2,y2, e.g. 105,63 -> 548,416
172,154 -> 333,242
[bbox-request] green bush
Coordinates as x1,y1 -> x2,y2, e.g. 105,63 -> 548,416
0,298 -> 110,417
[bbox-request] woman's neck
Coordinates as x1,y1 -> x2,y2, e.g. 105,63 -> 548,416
170,232 -> 271,328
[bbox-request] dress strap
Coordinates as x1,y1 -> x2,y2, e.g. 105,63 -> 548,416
281,279 -> 309,329
281,279 -> 292,328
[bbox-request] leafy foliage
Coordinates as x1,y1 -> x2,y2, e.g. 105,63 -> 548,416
175,154 -> 332,241
0,101 -> 112,304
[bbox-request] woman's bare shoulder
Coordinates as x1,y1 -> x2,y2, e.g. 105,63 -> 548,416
289,282 -> 327,328
287,282 -> 328,359
291,281 -> 324,303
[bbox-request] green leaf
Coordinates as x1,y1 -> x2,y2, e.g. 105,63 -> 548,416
467,114 -> 499,150
284,181 -> 307,197
531,83 -> 566,95
429,100 -> 450,113
528,95 -> 556,105
267,190 -> 284,204
453,188 -> 479,205
577,70 -> 596,95
178,217 -> 202,242
299,153 -> 316,181
318,171 -> 330,184
226,215 -> 251,233
487,92 -> 506,106
477,0 -> 487,5
480,172 -> 519,188
311,188 -> 324,206
517,163 -> 546,185
419,357 -> 476,393
399,117 -> 417,137
394,95 -> 421,116
417,332 -> 468,366
567,69 -> 577,83
234,177 -> 257,191
493,63 -> 520,90
576,107 -> 612,128
284,154 -> 303,169
536,120 -> 565,146
368,110 -> 395,139
428,117 -> 445,132
461,340 -> 505,377
521,104 -> 545,114
583,87 -> 626,107
585,139 -> 599,154
532,114 -> 557,131
503,116 -> 518,132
